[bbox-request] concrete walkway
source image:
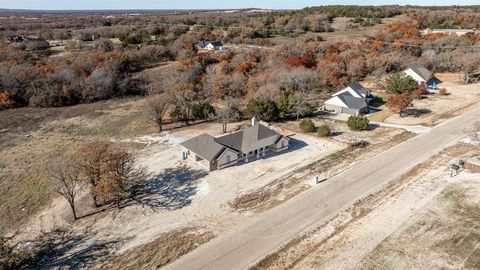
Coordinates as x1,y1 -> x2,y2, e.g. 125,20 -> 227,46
370,122 -> 432,134
318,113 -> 432,133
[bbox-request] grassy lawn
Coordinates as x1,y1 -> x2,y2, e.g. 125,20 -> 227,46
368,105 -> 394,122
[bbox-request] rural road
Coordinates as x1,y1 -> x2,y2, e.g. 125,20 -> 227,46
164,106 -> 480,270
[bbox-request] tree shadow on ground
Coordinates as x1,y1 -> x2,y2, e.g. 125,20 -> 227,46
329,131 -> 343,137
132,166 -> 207,210
404,108 -> 432,117
27,228 -> 130,270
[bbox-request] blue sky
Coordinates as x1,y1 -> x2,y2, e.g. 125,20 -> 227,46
1,0 -> 478,10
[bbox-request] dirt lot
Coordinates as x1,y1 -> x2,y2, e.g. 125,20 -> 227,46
18,119 -> 344,253
0,92 -> 424,269
250,143 -> 480,270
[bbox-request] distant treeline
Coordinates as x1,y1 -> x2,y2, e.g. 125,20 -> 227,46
303,5 -> 402,18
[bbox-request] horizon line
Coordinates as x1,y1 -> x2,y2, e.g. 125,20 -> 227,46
1,4 -> 479,12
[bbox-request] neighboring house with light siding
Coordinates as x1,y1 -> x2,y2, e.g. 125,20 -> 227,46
196,40 -> 224,51
323,82 -> 373,116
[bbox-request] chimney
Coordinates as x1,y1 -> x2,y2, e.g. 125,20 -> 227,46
251,116 -> 257,126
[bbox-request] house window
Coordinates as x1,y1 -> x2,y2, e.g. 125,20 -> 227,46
281,141 -> 285,148
226,155 -> 230,163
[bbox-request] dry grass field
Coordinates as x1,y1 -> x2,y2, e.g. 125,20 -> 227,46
0,98 -> 151,229
268,15 -> 409,46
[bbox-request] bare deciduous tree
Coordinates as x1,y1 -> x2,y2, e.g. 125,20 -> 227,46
146,93 -> 170,132
169,83 -> 197,125
291,92 -> 312,120
51,161 -> 81,220
217,97 -> 241,133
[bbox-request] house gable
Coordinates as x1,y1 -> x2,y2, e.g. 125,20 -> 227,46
325,96 -> 348,108
332,87 -> 362,98
216,147 -> 239,167
404,68 -> 426,83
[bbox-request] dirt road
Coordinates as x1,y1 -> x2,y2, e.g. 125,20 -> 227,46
164,106 -> 480,270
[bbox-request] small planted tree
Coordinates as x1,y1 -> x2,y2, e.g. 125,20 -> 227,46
386,93 -> 413,117
386,72 -> 418,94
347,115 -> 369,131
412,82 -> 427,99
299,119 -> 316,133
317,125 -> 331,137
438,87 -> 448,96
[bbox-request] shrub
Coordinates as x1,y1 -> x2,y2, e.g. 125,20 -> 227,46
412,82 -> 427,99
349,140 -> 370,149
352,17 -> 364,24
386,72 -> 418,94
246,97 -> 279,121
299,119 -> 316,133
438,88 -> 448,96
0,91 -> 15,110
317,125 -> 331,137
347,115 -> 369,131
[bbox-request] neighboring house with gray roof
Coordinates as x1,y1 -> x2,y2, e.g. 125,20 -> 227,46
180,120 -> 289,171
323,82 -> 373,116
196,40 -> 224,51
403,64 -> 435,84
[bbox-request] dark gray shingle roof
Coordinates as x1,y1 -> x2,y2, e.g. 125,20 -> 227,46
410,64 -> 433,81
215,131 -> 243,152
215,124 -> 281,153
209,41 -> 223,47
349,82 -> 370,97
181,133 -> 226,161
336,93 -> 368,110
182,124 -> 282,160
